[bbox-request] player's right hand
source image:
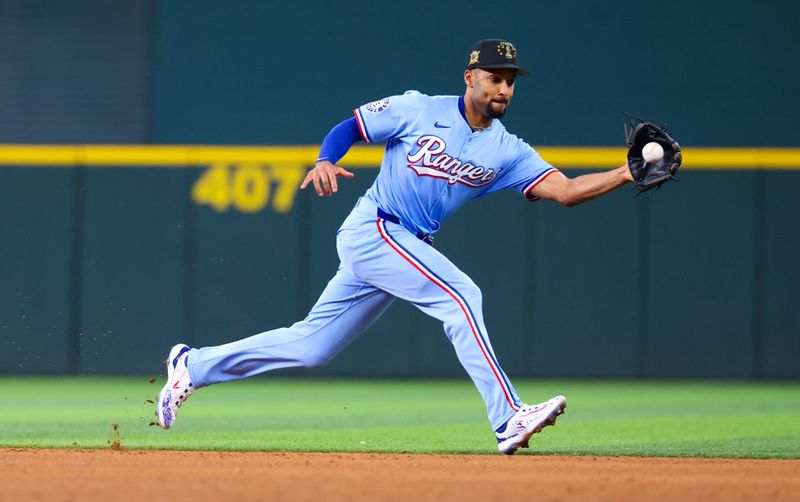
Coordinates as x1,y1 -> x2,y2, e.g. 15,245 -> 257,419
300,161 -> 355,197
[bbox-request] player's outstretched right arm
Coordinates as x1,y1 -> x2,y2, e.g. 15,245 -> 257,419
300,117 -> 360,197
529,164 -> 633,207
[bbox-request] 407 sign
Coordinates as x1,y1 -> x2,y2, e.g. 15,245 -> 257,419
191,163 -> 306,213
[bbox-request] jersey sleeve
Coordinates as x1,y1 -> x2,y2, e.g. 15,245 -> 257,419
489,137 -> 561,201
353,91 -> 424,143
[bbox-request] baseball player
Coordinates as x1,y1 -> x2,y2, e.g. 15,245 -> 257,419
156,39 -> 636,454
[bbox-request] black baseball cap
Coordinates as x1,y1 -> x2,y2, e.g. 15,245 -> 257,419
466,39 -> 529,77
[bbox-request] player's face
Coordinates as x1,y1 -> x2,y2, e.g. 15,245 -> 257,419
469,68 -> 516,119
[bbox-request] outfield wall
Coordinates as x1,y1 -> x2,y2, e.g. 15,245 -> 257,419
1,0 -> 798,377
1,148 -> 798,378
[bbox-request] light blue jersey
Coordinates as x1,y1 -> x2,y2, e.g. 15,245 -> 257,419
184,88 -> 558,435
354,91 -> 559,236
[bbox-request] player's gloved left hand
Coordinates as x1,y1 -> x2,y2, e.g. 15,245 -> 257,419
624,118 -> 682,193
300,161 -> 355,197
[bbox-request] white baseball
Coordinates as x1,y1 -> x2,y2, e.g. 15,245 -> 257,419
642,142 -> 664,163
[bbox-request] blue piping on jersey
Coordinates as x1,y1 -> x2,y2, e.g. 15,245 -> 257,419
458,96 -> 470,129
354,108 -> 372,143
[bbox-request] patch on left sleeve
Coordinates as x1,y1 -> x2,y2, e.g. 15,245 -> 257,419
364,98 -> 390,113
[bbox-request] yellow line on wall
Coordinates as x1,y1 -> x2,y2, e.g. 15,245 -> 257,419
0,145 -> 799,169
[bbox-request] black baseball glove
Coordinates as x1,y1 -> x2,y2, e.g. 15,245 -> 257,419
624,118 -> 682,193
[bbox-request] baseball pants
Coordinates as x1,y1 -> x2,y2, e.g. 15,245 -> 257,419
186,196 -> 522,429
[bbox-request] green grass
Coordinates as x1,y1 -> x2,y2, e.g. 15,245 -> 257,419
1,377 -> 798,458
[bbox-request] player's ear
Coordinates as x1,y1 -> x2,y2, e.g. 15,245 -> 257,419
464,70 -> 473,88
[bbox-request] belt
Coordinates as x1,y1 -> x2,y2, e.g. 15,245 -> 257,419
377,208 -> 435,245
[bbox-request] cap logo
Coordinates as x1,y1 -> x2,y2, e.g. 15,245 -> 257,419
496,42 -> 517,60
469,50 -> 480,65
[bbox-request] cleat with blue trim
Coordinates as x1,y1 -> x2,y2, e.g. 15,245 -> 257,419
155,344 -> 195,430
496,395 -> 567,455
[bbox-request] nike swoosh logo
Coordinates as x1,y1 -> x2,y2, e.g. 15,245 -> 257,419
434,121 -> 450,128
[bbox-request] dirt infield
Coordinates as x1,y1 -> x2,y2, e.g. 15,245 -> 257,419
1,449 -> 798,502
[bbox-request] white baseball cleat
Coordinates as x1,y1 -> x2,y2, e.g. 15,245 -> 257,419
155,344 -> 195,430
495,395 -> 567,455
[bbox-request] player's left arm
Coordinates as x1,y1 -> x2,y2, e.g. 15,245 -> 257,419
529,164 -> 633,207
